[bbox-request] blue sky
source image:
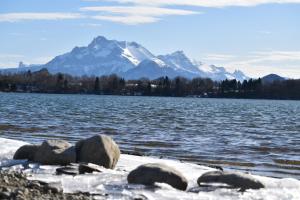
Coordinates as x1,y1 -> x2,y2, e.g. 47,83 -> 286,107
0,0 -> 300,78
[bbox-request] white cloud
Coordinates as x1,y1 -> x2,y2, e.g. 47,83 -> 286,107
0,13 -> 84,22
0,54 -> 53,68
106,0 -> 300,7
0,54 -> 24,68
92,15 -> 159,25
250,51 -> 300,62
80,23 -> 102,27
0,54 -> 24,59
201,51 -> 300,78
202,53 -> 237,61
80,6 -> 199,16
81,6 -> 200,25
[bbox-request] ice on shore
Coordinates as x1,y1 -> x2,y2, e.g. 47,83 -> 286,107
0,137 -> 299,200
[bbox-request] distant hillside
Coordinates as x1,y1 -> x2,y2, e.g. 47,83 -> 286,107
262,74 -> 285,84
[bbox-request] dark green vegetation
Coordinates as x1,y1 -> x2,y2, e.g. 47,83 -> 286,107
1,69 -> 300,100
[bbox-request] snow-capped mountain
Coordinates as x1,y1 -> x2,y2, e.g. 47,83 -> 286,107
2,36 -> 248,81
42,36 -> 163,76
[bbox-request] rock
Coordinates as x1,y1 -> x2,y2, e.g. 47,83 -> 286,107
79,163 -> 103,174
56,165 -> 79,175
127,163 -> 188,191
75,135 -> 120,169
44,182 -> 63,194
0,191 -> 11,199
197,171 -> 264,190
27,181 -> 41,189
34,140 -> 76,165
13,145 -> 39,161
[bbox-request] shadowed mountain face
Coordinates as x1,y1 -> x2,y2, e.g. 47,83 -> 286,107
2,36 -> 248,81
262,74 -> 286,84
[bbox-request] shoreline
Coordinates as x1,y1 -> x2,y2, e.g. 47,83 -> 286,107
0,170 -> 91,200
1,91 -> 300,101
1,137 -> 300,200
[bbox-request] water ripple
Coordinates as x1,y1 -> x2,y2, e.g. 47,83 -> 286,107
0,93 -> 299,179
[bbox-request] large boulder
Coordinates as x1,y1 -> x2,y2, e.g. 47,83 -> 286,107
127,163 -> 188,191
197,171 -> 264,190
34,140 -> 76,165
13,145 -> 39,161
75,135 -> 120,169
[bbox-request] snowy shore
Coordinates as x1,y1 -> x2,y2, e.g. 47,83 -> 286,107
0,137 -> 299,200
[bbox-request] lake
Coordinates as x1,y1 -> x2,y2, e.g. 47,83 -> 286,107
0,93 -> 299,179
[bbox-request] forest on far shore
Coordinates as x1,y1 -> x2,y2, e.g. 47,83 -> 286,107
1,68 -> 300,100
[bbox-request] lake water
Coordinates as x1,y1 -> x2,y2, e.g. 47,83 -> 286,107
0,93 -> 299,179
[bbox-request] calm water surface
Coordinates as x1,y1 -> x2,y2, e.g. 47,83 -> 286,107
0,93 -> 299,179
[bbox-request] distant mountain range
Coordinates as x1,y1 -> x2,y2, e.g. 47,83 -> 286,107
2,36 -> 249,81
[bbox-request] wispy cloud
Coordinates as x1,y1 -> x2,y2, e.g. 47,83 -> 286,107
0,13 -> 84,22
80,6 -> 199,16
0,55 -> 53,68
0,54 -> 24,68
202,53 -> 237,61
81,6 -> 200,25
106,0 -> 300,8
0,54 -> 24,59
250,51 -> 300,62
202,50 -> 300,78
80,23 -> 102,27
0,7 -> 199,25
92,15 -> 159,25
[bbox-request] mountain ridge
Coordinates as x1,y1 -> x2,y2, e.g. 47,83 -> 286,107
2,36 -> 249,81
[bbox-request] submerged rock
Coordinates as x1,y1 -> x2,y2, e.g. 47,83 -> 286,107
13,145 -> 39,161
79,163 -> 103,174
197,171 -> 264,190
127,163 -> 188,191
34,140 -> 76,165
75,135 -> 120,169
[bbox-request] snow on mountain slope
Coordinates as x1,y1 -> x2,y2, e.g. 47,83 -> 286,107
122,41 -> 158,65
41,36 -> 170,77
2,36 -> 249,80
195,61 -> 249,82
123,59 -> 178,80
158,51 -> 199,73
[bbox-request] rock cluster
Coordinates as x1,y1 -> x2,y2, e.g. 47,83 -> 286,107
14,134 -> 120,169
0,170 -> 90,200
12,134 -> 265,197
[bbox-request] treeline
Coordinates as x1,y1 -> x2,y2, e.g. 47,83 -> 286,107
0,68 -> 300,100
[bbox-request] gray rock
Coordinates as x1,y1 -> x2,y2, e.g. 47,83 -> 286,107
13,145 -> 39,161
34,140 -> 76,165
56,165 -> 79,176
75,135 -> 120,169
79,163 -> 103,174
197,171 -> 264,190
0,191 -> 11,199
127,163 -> 188,191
